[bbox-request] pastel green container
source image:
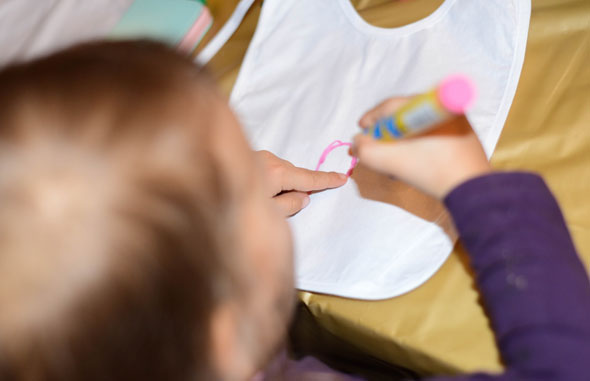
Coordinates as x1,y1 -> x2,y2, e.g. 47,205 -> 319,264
110,0 -> 212,50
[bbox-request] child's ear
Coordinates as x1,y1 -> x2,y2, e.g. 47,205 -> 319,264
210,302 -> 252,379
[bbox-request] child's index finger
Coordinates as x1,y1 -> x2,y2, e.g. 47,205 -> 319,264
282,166 -> 347,193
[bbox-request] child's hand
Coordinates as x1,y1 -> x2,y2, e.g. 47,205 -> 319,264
352,97 -> 491,199
256,150 -> 348,217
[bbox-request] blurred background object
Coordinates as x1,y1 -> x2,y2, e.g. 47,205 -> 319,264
110,0 -> 212,54
0,0 -> 212,67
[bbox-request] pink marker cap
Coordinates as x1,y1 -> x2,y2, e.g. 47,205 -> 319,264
437,75 -> 476,114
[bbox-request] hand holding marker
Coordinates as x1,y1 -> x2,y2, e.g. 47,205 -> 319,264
316,75 -> 477,191
353,75 -> 490,199
363,75 -> 476,140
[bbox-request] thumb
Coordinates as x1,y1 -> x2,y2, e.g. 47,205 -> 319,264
273,191 -> 311,217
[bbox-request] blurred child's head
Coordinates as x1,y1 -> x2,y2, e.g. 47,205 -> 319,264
0,41 -> 294,380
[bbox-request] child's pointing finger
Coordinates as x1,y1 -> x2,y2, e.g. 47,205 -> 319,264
281,166 -> 347,193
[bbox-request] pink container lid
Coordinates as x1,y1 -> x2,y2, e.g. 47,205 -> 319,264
437,75 -> 476,114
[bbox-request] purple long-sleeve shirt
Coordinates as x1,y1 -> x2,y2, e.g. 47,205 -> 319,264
261,172 -> 590,380
433,172 -> 590,380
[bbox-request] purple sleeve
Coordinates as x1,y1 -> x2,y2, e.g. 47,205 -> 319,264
430,172 -> 590,381
266,172 -> 590,381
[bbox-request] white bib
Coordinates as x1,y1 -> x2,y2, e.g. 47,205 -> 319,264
215,0 -> 530,299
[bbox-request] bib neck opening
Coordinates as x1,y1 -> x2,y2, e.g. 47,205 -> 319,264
338,0 -> 456,37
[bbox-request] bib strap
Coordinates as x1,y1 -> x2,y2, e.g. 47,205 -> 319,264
195,0 -> 256,65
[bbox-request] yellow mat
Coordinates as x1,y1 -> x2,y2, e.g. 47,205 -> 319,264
202,0 -> 590,376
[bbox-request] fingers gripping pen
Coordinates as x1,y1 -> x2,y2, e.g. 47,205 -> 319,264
315,76 -> 475,175
364,75 -> 476,140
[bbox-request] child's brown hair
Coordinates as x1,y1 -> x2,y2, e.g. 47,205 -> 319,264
0,41 -> 234,380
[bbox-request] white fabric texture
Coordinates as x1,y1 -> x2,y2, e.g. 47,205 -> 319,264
229,0 -> 531,299
0,0 -> 133,67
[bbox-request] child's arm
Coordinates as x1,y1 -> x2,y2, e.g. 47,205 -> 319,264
353,98 -> 590,381
432,172 -> 590,381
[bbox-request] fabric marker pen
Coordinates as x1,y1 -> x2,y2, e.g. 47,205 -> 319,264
364,75 -> 476,141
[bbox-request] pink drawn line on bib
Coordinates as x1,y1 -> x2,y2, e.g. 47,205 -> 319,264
315,140 -> 358,176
